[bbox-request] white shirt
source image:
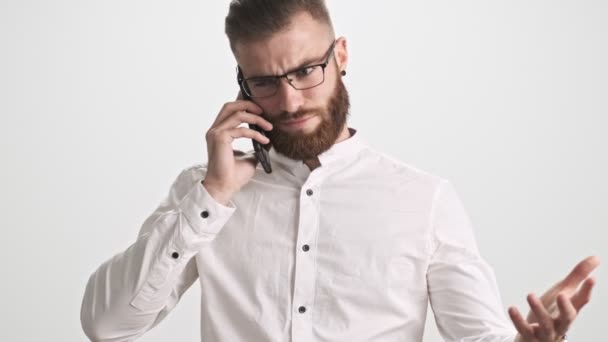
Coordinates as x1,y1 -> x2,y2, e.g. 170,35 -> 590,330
81,127 -> 518,342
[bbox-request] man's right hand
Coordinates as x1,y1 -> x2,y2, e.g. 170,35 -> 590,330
202,94 -> 273,205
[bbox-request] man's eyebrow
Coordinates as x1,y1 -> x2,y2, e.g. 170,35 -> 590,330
248,56 -> 325,79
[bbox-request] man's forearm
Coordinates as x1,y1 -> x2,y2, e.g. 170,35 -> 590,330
80,166 -> 237,341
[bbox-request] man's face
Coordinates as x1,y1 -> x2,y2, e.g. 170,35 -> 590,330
234,12 -> 350,160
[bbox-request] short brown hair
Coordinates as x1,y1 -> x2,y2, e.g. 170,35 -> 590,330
225,0 -> 334,53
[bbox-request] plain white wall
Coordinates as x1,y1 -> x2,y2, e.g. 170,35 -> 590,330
1,0 -> 605,341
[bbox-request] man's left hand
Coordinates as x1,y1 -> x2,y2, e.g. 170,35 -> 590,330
508,255 -> 600,342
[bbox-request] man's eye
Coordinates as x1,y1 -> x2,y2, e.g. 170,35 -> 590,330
251,78 -> 275,88
296,66 -> 316,77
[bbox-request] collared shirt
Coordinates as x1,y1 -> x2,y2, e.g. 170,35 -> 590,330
81,127 -> 518,342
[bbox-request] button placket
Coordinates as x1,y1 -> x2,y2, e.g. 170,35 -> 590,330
291,183 -> 320,342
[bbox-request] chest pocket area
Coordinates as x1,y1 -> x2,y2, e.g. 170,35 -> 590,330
316,208 -> 429,284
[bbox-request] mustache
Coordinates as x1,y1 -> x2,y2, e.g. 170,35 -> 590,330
265,109 -> 320,123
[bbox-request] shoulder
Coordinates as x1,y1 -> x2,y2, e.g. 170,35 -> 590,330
357,144 -> 447,190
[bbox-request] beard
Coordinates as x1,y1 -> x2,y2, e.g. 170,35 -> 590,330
262,75 -> 350,161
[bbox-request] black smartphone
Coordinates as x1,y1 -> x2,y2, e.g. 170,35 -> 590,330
237,66 -> 272,173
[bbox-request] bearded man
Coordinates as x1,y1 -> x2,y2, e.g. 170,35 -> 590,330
81,1 -> 598,341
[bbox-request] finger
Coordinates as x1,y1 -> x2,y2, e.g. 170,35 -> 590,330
212,100 -> 264,127
216,111 -> 273,132
508,306 -> 535,339
540,256 -> 601,309
570,276 -> 596,311
234,150 -> 259,167
528,293 -> 555,339
213,100 -> 264,127
233,149 -> 257,160
217,110 -> 273,130
560,256 -> 600,290
233,149 -> 246,157
224,127 -> 270,145
555,292 -> 576,337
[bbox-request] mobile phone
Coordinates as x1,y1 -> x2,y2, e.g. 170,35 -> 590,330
237,66 -> 272,173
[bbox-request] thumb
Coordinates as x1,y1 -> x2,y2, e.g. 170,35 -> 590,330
538,256 -> 600,307
555,255 -> 600,291
560,256 -> 600,290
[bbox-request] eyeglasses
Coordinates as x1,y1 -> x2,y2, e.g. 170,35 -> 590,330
237,40 -> 337,98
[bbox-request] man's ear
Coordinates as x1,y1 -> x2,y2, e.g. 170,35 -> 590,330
334,36 -> 349,74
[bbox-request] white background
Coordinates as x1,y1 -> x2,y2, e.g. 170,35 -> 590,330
1,0 -> 606,341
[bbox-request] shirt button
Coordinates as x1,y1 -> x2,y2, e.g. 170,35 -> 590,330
171,252 -> 180,259
302,244 -> 310,252
298,306 -> 306,313
305,189 -> 313,196
200,210 -> 209,218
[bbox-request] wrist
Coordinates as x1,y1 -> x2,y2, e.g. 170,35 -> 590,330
201,179 -> 234,206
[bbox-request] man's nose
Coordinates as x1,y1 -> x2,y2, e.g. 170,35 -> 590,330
276,77 -> 304,114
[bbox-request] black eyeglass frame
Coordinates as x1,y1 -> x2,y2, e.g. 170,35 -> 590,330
237,40 -> 338,99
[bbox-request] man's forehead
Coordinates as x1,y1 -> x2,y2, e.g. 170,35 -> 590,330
234,13 -> 333,77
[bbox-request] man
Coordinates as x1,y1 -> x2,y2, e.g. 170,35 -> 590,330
80,1 -> 599,341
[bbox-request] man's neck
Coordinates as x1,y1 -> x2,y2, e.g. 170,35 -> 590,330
303,125 -> 351,171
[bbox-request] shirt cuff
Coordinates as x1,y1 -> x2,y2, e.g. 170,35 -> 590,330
129,178 -> 236,312
178,178 -> 236,237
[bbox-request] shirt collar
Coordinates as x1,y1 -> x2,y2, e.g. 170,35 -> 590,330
268,127 -> 364,171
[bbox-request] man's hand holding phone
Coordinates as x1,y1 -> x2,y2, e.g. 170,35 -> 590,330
202,92 -> 273,205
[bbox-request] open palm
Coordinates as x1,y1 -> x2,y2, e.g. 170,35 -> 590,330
508,256 -> 600,342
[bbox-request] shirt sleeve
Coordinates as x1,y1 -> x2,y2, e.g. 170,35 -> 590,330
427,179 -> 518,342
80,164 -> 236,341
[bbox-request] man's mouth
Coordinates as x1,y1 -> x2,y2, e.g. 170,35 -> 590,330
281,115 -> 314,128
